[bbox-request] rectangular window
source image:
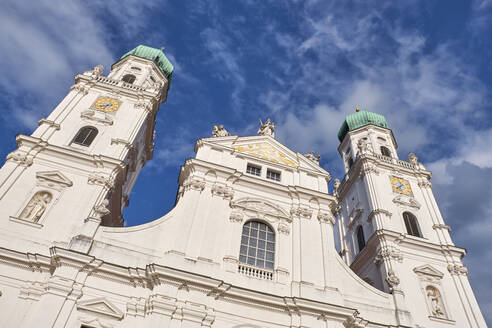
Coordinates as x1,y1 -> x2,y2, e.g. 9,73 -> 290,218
266,169 -> 281,181
246,164 -> 261,176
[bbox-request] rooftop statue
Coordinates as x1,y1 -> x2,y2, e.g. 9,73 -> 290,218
258,118 -> 275,138
212,124 -> 230,137
84,65 -> 103,78
304,152 -> 321,164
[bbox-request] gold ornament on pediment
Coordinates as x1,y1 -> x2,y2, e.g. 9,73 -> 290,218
233,142 -> 298,167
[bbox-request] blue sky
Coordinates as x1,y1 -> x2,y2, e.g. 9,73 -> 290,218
1,0 -> 492,323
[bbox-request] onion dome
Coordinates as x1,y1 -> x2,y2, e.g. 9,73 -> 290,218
337,110 -> 389,142
119,45 -> 174,83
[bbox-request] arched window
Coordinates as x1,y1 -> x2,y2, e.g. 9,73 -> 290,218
239,221 -> 275,270
122,74 -> 136,84
72,126 -> 98,147
356,225 -> 365,252
380,146 -> 391,157
403,212 -> 422,237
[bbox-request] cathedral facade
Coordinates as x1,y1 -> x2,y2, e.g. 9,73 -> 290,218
0,46 -> 486,328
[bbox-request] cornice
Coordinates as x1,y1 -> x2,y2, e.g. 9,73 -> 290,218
337,154 -> 432,198
16,135 -> 125,171
180,159 -> 337,205
73,74 -> 162,107
368,229 -> 466,258
0,246 -> 370,324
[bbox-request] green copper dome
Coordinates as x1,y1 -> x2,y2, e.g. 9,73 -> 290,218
120,45 -> 174,82
337,110 -> 389,142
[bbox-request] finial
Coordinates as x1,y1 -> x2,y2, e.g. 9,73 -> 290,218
355,104 -> 359,112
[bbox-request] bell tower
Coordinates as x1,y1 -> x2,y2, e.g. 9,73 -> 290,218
0,45 -> 173,252
334,109 -> 487,327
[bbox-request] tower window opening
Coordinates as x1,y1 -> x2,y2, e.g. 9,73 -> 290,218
246,164 -> 261,176
72,126 -> 98,147
150,76 -> 156,83
356,225 -> 365,252
348,157 -> 354,169
266,169 -> 281,182
239,221 -> 275,270
122,74 -> 136,84
403,212 -> 422,237
130,66 -> 141,71
380,146 -> 391,157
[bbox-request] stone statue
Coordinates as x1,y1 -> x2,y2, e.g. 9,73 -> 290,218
212,125 -> 230,137
332,178 -> 341,196
426,287 -> 445,317
304,152 -> 321,163
85,65 -> 103,78
20,191 -> 52,222
408,152 -> 418,165
258,118 -> 275,138
93,199 -> 110,219
357,138 -> 369,155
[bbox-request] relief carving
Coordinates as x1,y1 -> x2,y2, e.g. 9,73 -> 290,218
229,210 -> 243,223
290,206 -> 313,220
211,184 -> 234,200
447,264 -> 468,276
6,150 -> 33,167
88,173 -> 114,190
392,195 -> 421,209
317,212 -> 335,225
81,110 -> 114,126
418,180 -> 432,188
277,222 -> 290,235
92,200 -> 110,219
183,178 -> 206,192
385,269 -> 401,291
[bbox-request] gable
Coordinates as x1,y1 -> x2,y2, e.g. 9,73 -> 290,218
77,297 -> 124,320
36,171 -> 73,187
413,264 -> 444,279
201,135 -> 332,176
233,142 -> 298,168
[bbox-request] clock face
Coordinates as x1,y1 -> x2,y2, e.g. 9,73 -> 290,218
390,176 -> 413,195
92,97 -> 121,112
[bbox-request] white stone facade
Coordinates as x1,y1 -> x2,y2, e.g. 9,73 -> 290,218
0,51 -> 487,328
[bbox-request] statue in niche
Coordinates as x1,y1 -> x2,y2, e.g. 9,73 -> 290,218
212,125 -> 230,137
426,286 -> 445,317
258,118 -> 275,138
19,191 -> 53,223
304,152 -> 321,163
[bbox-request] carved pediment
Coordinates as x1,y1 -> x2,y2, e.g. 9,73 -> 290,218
413,264 -> 444,280
77,297 -> 124,320
81,109 -> 114,126
36,171 -> 73,188
392,195 -> 421,209
231,198 -> 291,222
232,142 -> 298,168
347,208 -> 364,229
